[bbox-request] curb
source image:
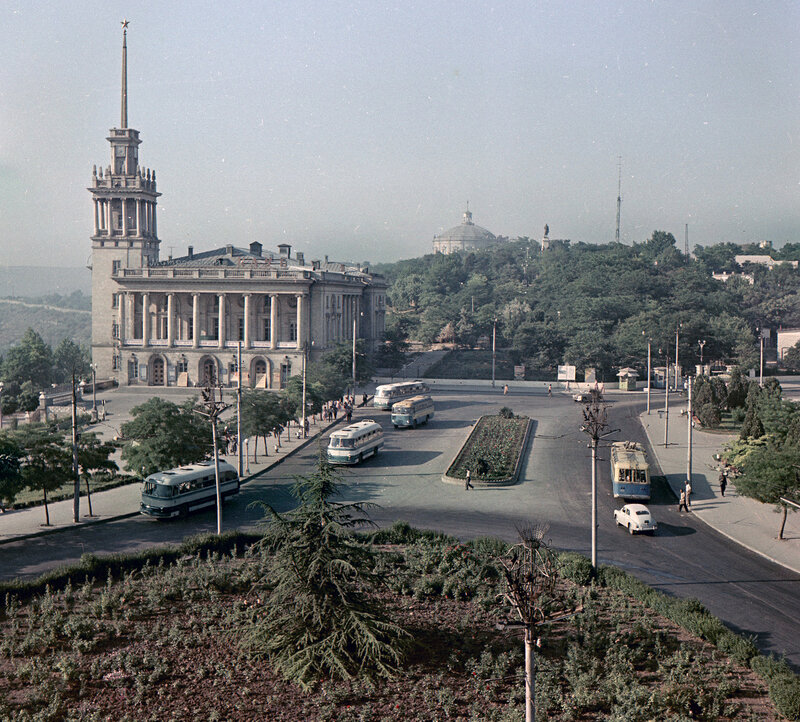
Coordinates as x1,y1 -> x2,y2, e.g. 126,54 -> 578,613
0,419 -> 344,547
441,416 -> 533,487
638,410 -> 800,577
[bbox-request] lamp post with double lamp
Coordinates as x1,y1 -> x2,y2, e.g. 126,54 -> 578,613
698,340 -> 706,367
89,363 -> 98,421
236,342 -> 243,476
301,341 -> 308,439
758,327 -> 765,386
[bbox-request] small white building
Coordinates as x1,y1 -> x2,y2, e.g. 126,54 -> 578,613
777,328 -> 800,360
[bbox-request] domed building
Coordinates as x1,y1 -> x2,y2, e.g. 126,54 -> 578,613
432,207 -> 501,254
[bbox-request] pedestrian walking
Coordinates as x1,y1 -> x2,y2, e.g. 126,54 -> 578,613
685,480 -> 692,509
719,472 -> 727,497
465,469 -> 474,490
547,384 -> 552,397
678,489 -> 688,512
345,406 -> 352,423
503,384 -> 509,395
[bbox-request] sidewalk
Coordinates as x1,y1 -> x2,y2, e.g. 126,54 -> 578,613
0,412 -> 340,545
640,401 -> 800,575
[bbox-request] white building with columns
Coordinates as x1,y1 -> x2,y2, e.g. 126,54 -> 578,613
90,25 -> 386,388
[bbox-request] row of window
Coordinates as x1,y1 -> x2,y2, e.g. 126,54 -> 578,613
112,319 -> 299,342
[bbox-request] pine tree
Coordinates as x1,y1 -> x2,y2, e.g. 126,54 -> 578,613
243,451 -> 410,689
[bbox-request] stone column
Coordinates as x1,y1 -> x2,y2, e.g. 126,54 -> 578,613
192,293 -> 200,348
93,200 -> 99,235
152,202 -> 157,237
126,292 -> 134,340
243,294 -> 251,349
141,292 -> 149,347
296,294 -> 304,348
118,293 -> 126,344
167,293 -> 175,346
270,294 -> 278,349
121,199 -> 127,236
218,293 -> 226,349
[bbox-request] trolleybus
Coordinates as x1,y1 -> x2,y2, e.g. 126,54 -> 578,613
327,420 -> 384,464
140,460 -> 240,519
391,395 -> 435,428
609,441 -> 651,500
373,381 -> 430,410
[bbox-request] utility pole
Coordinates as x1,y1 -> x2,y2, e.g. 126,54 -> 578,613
674,324 -> 681,391
492,318 -> 497,388
580,391 -> 611,572
236,341 -> 243,477
71,374 -> 81,524
687,375 -> 693,485
301,342 -> 308,438
352,316 -> 357,398
663,349 -> 670,446
643,331 -> 651,414
194,386 -> 230,535
615,156 -> 622,244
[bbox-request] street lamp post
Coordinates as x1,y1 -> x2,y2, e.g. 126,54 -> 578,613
194,386 -> 230,535
301,341 -> 308,438
492,318 -> 497,388
236,342 -> 243,477
687,375 -> 693,485
352,315 -> 357,399
90,363 -> 98,421
759,329 -> 765,386
580,398 -> 612,573
71,376 -> 85,523
674,324 -> 682,391
698,340 -> 706,367
661,349 -> 670,447
643,332 -> 651,415
0,381 -> 4,429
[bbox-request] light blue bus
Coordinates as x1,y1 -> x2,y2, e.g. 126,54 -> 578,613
391,395 -> 435,428
327,420 -> 384,464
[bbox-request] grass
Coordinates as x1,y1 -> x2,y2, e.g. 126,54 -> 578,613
8,473 -> 137,511
0,524 -> 793,720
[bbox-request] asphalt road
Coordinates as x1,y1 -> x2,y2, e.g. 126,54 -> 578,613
0,388 -> 798,668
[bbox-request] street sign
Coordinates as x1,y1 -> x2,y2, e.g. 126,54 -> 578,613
514,365 -> 526,380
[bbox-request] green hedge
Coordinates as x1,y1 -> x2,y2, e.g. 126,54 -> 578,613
558,550 -> 800,720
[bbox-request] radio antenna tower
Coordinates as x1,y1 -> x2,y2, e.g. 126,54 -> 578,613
615,157 -> 622,243
684,223 -> 689,257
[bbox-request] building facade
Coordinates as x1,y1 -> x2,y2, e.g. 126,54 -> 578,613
90,27 -> 386,388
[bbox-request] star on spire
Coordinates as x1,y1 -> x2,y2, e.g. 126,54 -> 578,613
121,19 -> 129,29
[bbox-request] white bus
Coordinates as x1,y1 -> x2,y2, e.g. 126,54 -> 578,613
327,420 -> 384,464
140,460 -> 240,519
373,381 -> 430,410
391,395 -> 435,428
609,442 -> 651,500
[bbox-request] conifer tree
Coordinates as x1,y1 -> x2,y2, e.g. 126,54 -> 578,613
244,451 -> 410,688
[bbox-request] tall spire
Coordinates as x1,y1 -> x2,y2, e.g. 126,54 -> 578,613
121,19 -> 129,128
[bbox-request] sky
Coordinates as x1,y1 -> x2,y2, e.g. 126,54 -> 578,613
1,1 -> 799,268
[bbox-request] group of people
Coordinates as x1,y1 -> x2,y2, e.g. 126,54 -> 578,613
678,480 -> 693,512
321,397 -> 355,424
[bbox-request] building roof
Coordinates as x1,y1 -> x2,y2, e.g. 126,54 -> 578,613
433,208 -> 496,244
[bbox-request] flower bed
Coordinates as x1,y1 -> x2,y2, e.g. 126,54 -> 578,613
446,414 -> 530,483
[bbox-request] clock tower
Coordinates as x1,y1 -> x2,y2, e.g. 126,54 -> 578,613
89,21 -> 161,375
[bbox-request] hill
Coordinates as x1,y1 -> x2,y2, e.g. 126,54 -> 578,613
0,293 -> 91,354
0,266 -> 90,297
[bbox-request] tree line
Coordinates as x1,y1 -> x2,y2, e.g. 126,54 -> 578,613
373,231 -> 800,378
0,339 -> 371,519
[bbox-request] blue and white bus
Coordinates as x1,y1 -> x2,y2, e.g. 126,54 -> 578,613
609,441 -> 651,500
327,420 -> 384,464
391,395 -> 435,428
140,460 -> 240,519
373,381 -> 430,410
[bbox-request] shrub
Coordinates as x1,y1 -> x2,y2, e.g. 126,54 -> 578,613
557,552 -> 594,586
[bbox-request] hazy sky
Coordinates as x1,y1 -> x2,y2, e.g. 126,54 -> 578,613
1,1 -> 799,267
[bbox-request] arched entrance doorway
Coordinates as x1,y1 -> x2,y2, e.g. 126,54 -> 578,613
150,356 -> 166,386
252,358 -> 268,388
200,357 -> 217,386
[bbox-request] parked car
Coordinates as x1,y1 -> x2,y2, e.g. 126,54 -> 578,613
613,503 -> 657,534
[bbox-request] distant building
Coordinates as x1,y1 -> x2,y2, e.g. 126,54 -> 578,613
432,207 -> 505,254
712,271 -> 754,285
777,328 -> 800,360
734,255 -> 798,270
90,27 -> 386,388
